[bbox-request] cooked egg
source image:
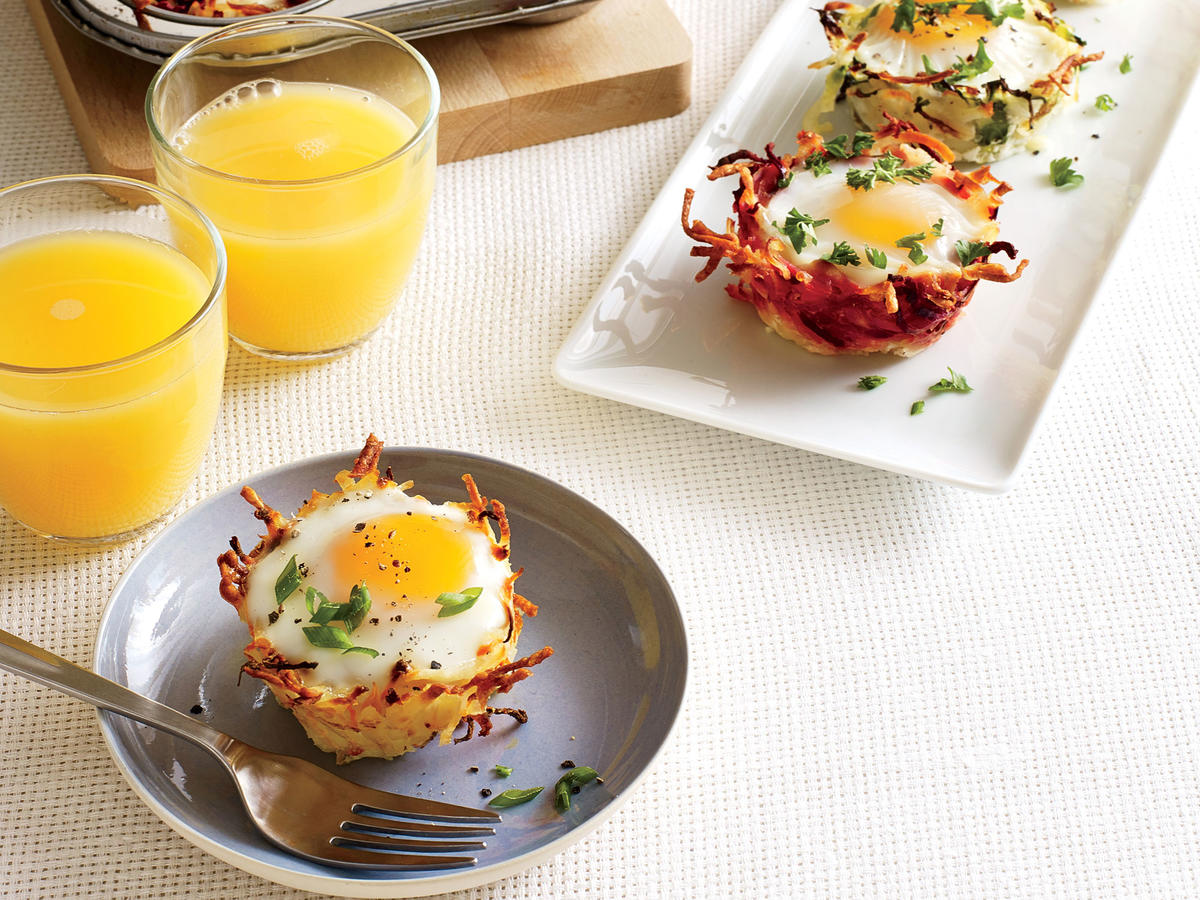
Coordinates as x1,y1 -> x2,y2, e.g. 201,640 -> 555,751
218,435 -> 552,763
812,0 -> 1100,162
682,125 -> 1026,356
243,486 -> 512,684
762,163 -> 992,286
854,5 -> 1070,93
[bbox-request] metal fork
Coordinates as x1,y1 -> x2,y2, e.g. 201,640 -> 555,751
0,628 -> 500,870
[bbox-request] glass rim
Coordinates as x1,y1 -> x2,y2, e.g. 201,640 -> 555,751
145,16 -> 441,188
0,173 -> 228,377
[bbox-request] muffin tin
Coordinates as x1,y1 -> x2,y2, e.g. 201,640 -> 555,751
51,0 -> 601,62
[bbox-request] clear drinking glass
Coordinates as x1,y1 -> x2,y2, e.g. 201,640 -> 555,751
147,17 -> 439,360
0,175 -> 227,542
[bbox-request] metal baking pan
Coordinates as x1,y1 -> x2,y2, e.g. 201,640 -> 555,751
53,0 -> 601,62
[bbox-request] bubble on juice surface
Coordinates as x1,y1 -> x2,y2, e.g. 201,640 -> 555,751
50,298 -> 86,321
293,137 -> 329,161
171,79 -> 284,149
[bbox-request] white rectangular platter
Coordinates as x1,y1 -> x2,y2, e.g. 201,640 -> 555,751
554,0 -> 1199,492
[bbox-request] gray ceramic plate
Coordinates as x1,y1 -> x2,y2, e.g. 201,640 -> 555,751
94,447 -> 686,897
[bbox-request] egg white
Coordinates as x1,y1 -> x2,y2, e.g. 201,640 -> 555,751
855,7 -> 1076,93
242,485 -> 511,688
760,161 -> 991,286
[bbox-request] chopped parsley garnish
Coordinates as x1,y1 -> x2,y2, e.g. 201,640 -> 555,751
777,170 -> 794,189
1119,53 -> 1133,74
804,150 -> 833,177
931,218 -> 944,237
804,132 -> 874,178
929,367 -> 973,393
274,555 -> 301,606
554,766 -> 600,812
1094,94 -> 1117,112
846,153 -> 934,190
948,39 -> 994,82
495,765 -> 513,777
910,400 -> 925,416
435,586 -> 483,618
891,0 -> 917,32
895,231 -> 929,265
822,242 -> 861,266
823,131 -> 875,159
1049,157 -> 1084,189
778,209 -> 830,251
864,246 -> 888,269
975,101 -> 1009,146
955,240 -> 992,266
488,787 -> 544,808
858,375 -> 888,390
891,0 -> 1024,32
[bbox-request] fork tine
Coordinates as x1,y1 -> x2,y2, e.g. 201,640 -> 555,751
341,813 -> 495,838
335,830 -> 485,853
314,840 -> 478,870
351,791 -> 501,823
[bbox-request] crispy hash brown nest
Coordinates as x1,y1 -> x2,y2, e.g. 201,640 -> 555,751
682,117 -> 1027,357
218,435 -> 552,764
813,0 -> 1101,163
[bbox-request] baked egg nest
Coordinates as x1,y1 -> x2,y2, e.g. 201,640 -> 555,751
218,435 -> 552,764
131,0 -> 306,23
810,0 -> 1101,163
682,116 -> 1027,357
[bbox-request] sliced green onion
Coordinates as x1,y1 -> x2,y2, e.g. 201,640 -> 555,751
487,787 -> 543,808
274,555 -> 301,606
435,587 -> 483,618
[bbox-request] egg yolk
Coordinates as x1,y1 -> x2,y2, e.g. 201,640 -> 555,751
829,186 -> 934,248
330,513 -> 474,603
877,4 -> 992,52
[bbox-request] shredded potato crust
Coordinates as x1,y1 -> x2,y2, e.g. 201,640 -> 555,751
217,434 -> 552,763
680,117 -> 1027,357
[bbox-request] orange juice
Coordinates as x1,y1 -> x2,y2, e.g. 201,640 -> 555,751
156,80 -> 434,356
0,230 -> 226,539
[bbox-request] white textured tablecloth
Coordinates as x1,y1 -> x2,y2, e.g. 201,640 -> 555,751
2,2 -> 1199,897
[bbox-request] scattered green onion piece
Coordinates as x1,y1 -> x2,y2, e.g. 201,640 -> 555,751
303,625 -> 354,650
554,766 -> 600,813
1119,54 -> 1132,74
435,586 -> 483,618
274,555 -> 301,606
1094,94 -> 1117,112
304,586 -> 324,617
343,583 -> 371,632
488,787 -> 544,808
857,375 -> 888,391
910,401 -> 925,416
494,765 -> 513,778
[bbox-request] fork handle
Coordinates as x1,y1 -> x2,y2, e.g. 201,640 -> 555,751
0,627 -> 235,758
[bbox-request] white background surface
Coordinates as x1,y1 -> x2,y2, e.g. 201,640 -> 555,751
1,1 -> 1199,897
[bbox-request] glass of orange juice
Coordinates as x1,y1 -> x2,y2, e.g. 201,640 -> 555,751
0,175 -> 227,542
147,17 -> 439,360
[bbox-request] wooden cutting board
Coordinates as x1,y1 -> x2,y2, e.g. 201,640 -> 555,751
24,0 -> 691,179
